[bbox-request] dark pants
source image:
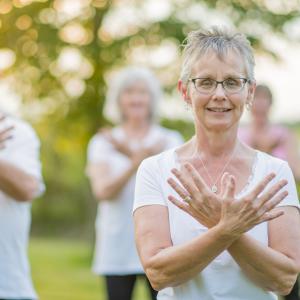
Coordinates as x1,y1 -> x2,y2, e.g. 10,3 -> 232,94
105,274 -> 157,300
285,278 -> 299,300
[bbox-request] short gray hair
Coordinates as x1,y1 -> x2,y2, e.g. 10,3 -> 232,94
104,66 -> 162,123
180,27 -> 255,84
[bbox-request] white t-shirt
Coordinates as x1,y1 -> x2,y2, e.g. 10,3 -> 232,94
86,125 -> 183,275
0,116 -> 44,300
134,148 -> 300,300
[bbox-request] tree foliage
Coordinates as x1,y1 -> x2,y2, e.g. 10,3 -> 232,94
0,0 -> 299,234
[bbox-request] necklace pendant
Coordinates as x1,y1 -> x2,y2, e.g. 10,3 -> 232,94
211,185 -> 218,193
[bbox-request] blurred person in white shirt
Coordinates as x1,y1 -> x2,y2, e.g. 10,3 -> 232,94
0,112 -> 44,300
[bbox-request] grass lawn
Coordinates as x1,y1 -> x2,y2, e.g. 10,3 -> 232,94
29,237 -> 151,300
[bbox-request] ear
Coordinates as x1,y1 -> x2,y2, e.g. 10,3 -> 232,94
178,80 -> 191,105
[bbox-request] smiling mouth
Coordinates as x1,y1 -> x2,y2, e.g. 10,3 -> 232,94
206,108 -> 232,112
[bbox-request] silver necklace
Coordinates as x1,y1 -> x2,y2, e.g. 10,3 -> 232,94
196,145 -> 237,194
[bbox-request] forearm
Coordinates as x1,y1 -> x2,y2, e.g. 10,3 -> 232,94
145,224 -> 237,290
228,234 -> 299,295
0,160 -> 39,201
93,163 -> 137,201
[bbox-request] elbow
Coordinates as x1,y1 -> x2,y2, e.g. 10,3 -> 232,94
144,261 -> 173,291
274,273 -> 298,296
16,178 -> 39,202
145,267 -> 166,291
93,188 -> 115,201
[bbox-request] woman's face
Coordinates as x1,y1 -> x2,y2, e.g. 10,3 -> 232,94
180,50 -> 254,132
251,91 -> 272,124
119,80 -> 152,122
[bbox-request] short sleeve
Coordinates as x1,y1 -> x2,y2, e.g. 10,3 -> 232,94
276,161 -> 300,210
3,120 -> 44,196
133,156 -> 167,212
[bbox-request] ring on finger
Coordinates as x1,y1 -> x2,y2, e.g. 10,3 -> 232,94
184,195 -> 192,203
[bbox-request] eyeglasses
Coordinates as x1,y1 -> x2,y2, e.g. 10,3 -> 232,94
188,77 -> 249,94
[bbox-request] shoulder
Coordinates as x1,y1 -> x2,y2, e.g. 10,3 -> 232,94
88,128 -> 117,149
257,150 -> 287,168
156,125 -> 182,138
153,125 -> 184,148
9,116 -> 39,144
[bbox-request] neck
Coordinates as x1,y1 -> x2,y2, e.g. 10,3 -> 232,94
193,126 -> 239,158
122,119 -> 151,137
252,118 -> 269,130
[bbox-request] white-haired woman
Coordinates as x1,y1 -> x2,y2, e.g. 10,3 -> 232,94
134,28 -> 300,300
86,67 -> 183,300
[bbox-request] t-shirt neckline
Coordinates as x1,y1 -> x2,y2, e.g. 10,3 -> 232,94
172,147 -> 260,198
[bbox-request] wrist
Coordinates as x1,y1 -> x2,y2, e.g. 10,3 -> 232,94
214,221 -> 241,244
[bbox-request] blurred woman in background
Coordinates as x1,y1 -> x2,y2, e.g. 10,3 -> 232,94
86,66 -> 183,300
239,84 -> 300,300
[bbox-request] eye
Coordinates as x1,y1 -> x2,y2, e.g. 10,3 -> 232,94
196,79 -> 214,88
224,78 -> 241,88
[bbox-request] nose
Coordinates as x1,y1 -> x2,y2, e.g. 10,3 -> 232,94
212,82 -> 227,100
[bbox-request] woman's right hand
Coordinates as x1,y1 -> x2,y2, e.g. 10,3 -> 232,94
218,173 -> 288,239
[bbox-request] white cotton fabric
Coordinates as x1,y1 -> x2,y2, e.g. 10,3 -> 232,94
0,116 -> 44,300
134,148 -> 300,300
86,125 -> 183,275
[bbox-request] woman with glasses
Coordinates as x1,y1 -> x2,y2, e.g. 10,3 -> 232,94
86,66 -> 183,300
133,28 -> 300,300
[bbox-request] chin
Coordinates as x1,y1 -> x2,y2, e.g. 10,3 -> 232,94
206,122 -> 236,132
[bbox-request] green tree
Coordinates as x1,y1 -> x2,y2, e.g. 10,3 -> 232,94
0,0 -> 299,235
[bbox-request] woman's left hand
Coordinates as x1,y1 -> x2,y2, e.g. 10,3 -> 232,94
167,163 -> 223,228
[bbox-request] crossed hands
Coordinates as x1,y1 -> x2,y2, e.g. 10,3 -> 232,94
167,163 -> 288,238
0,115 -> 14,150
100,127 -> 166,168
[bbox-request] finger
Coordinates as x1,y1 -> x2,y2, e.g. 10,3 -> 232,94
0,135 -> 13,143
0,125 -> 14,134
171,168 -> 199,199
168,195 -> 190,213
167,177 -> 190,200
220,172 -> 230,197
223,175 -> 236,199
260,190 -> 288,215
183,163 -> 210,194
248,173 -> 276,199
256,179 -> 288,208
259,210 -> 285,224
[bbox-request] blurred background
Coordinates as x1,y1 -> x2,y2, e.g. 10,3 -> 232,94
0,0 -> 300,299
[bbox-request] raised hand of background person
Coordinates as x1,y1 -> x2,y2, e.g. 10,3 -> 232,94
131,140 -> 166,169
100,127 -> 133,158
167,162 -> 288,234
0,115 -> 14,150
